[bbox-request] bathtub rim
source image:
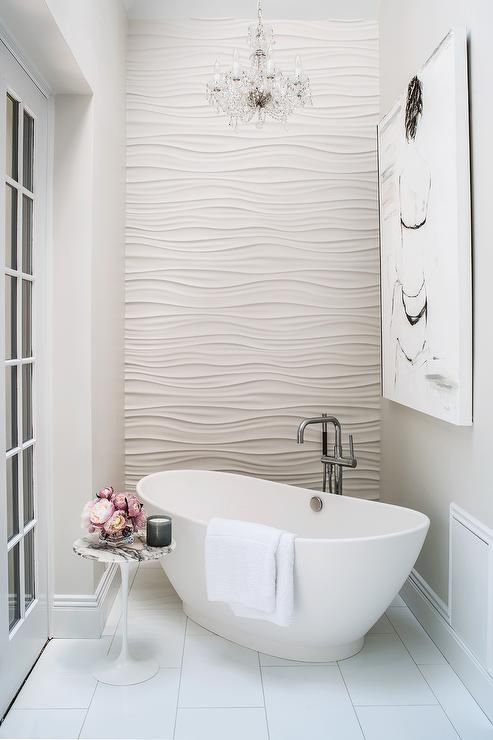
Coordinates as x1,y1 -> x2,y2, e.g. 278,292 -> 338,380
137,469 -> 430,544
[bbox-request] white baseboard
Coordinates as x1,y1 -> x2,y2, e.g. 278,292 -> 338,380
51,563 -> 120,638
401,569 -> 493,723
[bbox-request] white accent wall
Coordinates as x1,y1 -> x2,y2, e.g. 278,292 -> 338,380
125,19 -> 380,495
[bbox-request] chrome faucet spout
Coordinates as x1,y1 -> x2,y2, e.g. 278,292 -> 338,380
297,416 -> 341,445
296,414 -> 356,496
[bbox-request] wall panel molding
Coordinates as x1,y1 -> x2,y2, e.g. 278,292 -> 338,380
125,18 -> 380,495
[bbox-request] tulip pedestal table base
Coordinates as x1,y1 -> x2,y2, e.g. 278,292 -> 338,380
73,536 -> 175,686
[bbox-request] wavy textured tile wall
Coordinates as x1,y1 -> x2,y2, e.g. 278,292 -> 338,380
125,18 -> 380,496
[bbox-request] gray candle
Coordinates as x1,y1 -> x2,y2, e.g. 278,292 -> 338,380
146,515 -> 172,547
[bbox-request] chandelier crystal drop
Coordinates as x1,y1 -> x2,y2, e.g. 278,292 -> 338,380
206,0 -> 312,128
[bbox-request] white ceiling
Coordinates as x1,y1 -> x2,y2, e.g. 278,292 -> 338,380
123,0 -> 380,20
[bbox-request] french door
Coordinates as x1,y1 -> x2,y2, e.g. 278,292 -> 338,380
0,41 -> 49,716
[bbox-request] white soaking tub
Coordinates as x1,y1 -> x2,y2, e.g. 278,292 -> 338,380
137,469 -> 429,662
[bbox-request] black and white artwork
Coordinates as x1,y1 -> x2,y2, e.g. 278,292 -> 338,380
378,29 -> 472,425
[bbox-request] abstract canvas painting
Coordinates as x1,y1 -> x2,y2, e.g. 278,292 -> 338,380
378,29 -> 472,425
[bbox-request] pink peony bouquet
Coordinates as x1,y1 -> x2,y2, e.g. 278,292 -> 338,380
81,486 -> 146,543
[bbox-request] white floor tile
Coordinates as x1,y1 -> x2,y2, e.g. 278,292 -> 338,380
356,706 -> 459,740
262,665 -> 363,740
387,607 -> 446,664
175,708 -> 269,740
339,634 -> 437,706
419,664 -> 493,740
109,612 -> 186,668
0,709 -> 87,739
179,633 -> 263,708
14,665 -> 97,709
108,634 -> 184,669
185,619 -> 215,637
368,613 -> 395,635
80,668 -> 180,739
38,637 -> 111,672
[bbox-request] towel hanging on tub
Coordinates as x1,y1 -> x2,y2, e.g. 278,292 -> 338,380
205,517 -> 295,626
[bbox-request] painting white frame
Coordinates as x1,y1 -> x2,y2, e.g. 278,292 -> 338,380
377,28 -> 472,425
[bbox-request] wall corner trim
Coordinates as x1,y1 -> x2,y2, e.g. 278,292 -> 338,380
50,563 -> 119,638
401,569 -> 493,723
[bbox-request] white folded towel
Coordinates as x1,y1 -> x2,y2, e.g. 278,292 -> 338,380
205,517 -> 295,626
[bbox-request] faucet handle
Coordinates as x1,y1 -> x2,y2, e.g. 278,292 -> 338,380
349,434 -> 355,459
344,434 -> 357,468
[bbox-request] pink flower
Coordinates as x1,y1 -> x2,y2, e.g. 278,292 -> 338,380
81,499 -> 98,529
97,486 -> 114,500
112,492 -> 128,510
104,510 -> 128,534
89,498 -> 115,526
126,495 -> 142,518
133,511 -> 147,531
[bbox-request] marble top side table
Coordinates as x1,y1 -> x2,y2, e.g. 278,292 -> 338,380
73,535 -> 175,686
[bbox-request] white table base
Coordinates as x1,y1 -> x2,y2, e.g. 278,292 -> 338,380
93,561 -> 159,686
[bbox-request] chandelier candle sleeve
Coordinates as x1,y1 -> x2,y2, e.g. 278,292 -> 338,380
206,0 -> 312,127
146,515 -> 172,548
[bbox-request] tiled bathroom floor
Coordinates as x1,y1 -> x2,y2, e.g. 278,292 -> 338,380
1,562 -> 492,740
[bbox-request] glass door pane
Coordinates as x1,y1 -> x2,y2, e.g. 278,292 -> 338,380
23,529 -> 35,609
21,280 -> 32,358
5,274 -> 17,359
6,455 -> 19,541
5,184 -> 17,269
8,545 -> 20,630
22,195 -> 33,274
5,94 -> 18,181
22,111 -> 34,193
5,366 -> 18,451
22,446 -> 34,525
22,363 -> 33,443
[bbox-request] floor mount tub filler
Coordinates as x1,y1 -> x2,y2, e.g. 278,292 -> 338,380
138,470 -> 429,662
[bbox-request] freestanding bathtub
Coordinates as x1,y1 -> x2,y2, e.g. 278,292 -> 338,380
138,469 -> 429,661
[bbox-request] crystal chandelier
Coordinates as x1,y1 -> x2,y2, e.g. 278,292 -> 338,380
206,0 -> 312,128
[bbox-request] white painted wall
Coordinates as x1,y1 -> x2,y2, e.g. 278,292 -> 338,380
46,0 -> 127,598
125,19 -> 380,495
0,0 -> 126,626
379,0 -> 493,603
